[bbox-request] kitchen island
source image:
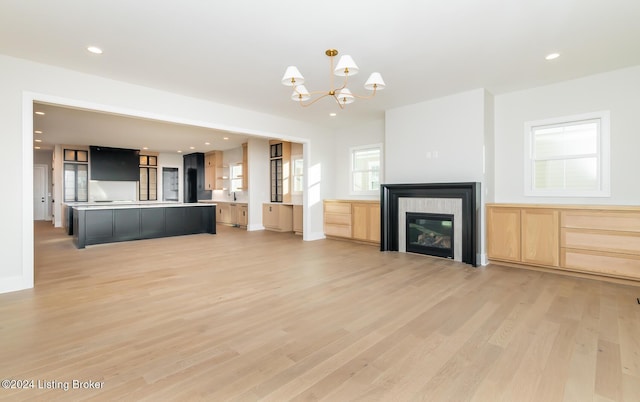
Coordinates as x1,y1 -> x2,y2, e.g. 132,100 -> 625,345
72,202 -> 216,249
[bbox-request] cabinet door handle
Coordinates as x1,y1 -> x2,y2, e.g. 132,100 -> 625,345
269,206 -> 272,212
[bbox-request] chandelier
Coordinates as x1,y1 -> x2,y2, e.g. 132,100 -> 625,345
281,49 -> 385,109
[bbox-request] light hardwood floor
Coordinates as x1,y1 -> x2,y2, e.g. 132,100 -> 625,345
1,221 -> 639,401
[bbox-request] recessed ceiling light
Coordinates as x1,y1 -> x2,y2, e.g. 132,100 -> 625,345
35,111 -> 45,115
223,137 -> 229,140
545,52 -> 560,60
87,46 -> 103,54
34,146 -> 41,150
34,139 -> 42,143
329,112 -> 337,117
189,146 -> 195,150
142,147 -> 149,150
205,142 -> 210,145
34,130 -> 42,134
177,150 -> 182,153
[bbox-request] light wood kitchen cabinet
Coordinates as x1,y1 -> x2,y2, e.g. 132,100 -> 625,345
204,151 -> 222,191
217,202 -> 232,224
215,202 -> 247,228
263,203 -> 293,232
293,205 -> 303,235
323,200 -> 380,245
487,204 -> 640,282
237,205 -> 248,228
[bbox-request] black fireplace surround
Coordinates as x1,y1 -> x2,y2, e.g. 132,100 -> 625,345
380,182 -> 480,267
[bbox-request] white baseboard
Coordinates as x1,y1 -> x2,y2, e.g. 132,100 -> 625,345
247,224 -> 265,231
304,231 -> 326,241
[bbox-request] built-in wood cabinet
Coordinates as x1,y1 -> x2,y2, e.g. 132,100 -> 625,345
263,203 -> 293,232
293,205 -> 303,235
237,205 -> 248,228
241,143 -> 248,191
323,200 -> 380,245
204,151 -> 223,191
352,202 -> 381,243
487,204 -> 640,282
214,201 -> 247,228
486,206 -> 521,262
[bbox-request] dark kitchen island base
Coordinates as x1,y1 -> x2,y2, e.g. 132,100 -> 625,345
72,204 -> 216,249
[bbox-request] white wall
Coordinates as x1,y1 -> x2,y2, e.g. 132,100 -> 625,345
385,89 -> 487,185
332,118 -> 385,200
0,54 -> 334,294
494,65 -> 640,205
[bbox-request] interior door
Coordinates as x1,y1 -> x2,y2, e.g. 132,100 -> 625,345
33,164 -> 47,220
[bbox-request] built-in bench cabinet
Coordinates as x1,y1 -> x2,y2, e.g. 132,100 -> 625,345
263,203 -> 293,232
323,200 -> 380,245
486,204 -> 640,282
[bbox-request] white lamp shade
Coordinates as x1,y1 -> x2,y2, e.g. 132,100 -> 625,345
336,88 -> 355,105
291,85 -> 310,102
364,72 -> 386,90
282,66 -> 304,86
334,55 -> 359,76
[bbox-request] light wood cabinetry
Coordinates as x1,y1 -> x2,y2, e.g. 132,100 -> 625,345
217,202 -> 232,224
487,204 -> 640,282
263,203 -> 293,232
237,205 -> 248,228
214,202 -> 248,228
521,209 -> 559,266
241,143 -> 248,191
324,201 -> 353,238
204,151 -> 223,191
293,205 -> 303,235
352,202 -> 381,243
486,207 -> 521,262
323,200 -> 380,245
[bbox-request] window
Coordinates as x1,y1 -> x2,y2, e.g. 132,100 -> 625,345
350,144 -> 382,195
524,111 -> 610,197
230,164 -> 243,192
64,163 -> 88,202
292,157 -> 304,193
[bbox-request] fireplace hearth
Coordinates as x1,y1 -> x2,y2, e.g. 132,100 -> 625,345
406,212 -> 454,259
381,182 -> 480,266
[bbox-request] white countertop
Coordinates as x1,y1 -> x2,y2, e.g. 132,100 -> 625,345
71,202 -> 215,210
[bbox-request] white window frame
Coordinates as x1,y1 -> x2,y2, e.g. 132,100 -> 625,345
349,143 -> 383,196
524,111 -> 610,197
292,155 -> 304,194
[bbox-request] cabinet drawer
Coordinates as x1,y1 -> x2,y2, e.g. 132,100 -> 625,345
561,210 -> 640,232
561,248 -> 640,280
324,212 -> 351,225
325,202 -> 351,214
562,228 -> 640,256
325,223 -> 352,238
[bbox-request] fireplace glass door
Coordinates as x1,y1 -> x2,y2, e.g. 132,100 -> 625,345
406,212 -> 454,259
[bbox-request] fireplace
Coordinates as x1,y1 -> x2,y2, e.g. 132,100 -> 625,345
381,182 -> 480,266
406,212 -> 454,259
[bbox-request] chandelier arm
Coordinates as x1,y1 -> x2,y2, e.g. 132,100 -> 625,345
331,94 -> 346,109
297,92 -> 334,108
350,86 -> 378,100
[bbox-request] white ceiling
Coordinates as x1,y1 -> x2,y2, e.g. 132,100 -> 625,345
2,1 -> 640,153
